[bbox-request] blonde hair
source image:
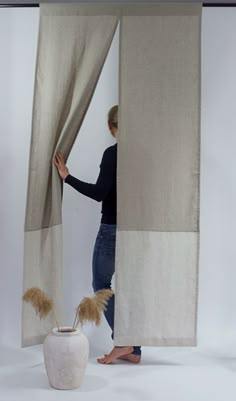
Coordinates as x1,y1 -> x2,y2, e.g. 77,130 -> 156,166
108,105 -> 118,129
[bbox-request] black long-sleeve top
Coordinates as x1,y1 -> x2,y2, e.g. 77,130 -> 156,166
64,143 -> 117,224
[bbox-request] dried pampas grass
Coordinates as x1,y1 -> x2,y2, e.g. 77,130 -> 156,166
22,287 -> 59,330
76,297 -> 101,326
93,289 -> 114,312
23,287 -> 114,332
73,289 -> 113,328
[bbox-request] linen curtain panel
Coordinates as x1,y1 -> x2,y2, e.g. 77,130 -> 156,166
114,4 -> 201,346
23,2 -> 201,346
22,3 -> 119,346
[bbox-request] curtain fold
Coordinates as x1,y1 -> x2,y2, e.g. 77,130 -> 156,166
22,4 -> 119,346
114,3 -> 201,346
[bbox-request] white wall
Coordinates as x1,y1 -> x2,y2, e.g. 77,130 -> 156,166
0,9 -> 40,347
198,8 -> 236,346
0,7 -> 236,350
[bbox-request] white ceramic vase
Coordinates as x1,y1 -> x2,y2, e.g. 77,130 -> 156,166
43,327 -> 89,390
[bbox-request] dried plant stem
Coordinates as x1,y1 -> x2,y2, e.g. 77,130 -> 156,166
73,310 -> 81,329
52,310 -> 60,332
73,316 -> 81,330
72,310 -> 79,330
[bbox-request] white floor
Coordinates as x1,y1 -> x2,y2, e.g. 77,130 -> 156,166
1,343 -> 236,401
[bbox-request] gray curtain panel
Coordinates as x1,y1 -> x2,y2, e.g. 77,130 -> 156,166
22,3 -> 119,346
114,3 -> 201,346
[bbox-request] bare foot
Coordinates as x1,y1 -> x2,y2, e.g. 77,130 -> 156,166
117,353 -> 141,363
97,346 -> 134,364
103,352 -> 141,363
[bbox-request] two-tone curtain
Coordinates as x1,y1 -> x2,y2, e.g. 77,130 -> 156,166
115,4 -> 201,346
22,2 -> 201,346
22,3 -> 119,346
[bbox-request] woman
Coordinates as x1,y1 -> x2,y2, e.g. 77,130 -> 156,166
53,105 -> 141,364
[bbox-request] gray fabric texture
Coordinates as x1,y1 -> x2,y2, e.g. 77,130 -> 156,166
117,14 -> 201,232
40,2 -> 201,16
25,12 -> 119,231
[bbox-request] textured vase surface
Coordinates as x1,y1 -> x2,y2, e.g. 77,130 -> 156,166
43,327 -> 89,390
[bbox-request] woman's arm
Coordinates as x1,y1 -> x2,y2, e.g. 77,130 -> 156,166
53,148 -> 116,202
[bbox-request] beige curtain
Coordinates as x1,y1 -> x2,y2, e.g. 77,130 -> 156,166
23,2 -> 201,347
22,3 -> 119,346
114,3 -> 201,346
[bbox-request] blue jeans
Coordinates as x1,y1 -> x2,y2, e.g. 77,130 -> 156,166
92,223 -> 141,356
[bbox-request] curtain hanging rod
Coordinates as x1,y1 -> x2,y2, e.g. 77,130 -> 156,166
1,2 -> 236,7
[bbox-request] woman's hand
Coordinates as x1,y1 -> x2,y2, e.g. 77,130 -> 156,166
53,151 -> 69,180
